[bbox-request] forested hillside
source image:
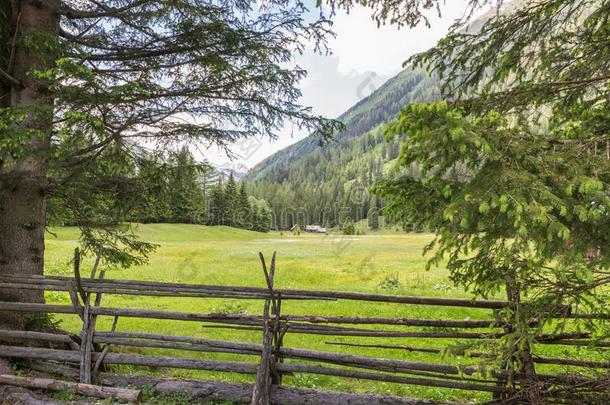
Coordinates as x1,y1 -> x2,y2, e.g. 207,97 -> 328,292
247,67 -> 438,229
245,3 -> 517,231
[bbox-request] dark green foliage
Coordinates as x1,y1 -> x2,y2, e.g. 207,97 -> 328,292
238,182 -> 251,228
415,0 -> 609,116
248,68 -> 439,229
223,174 -> 239,227
129,151 -> 273,233
377,101 -> 610,298
167,149 -> 209,224
206,175 -> 272,232
248,196 -> 273,232
208,179 -> 226,226
325,0 -> 496,29
50,147 -> 273,253
126,148 -> 211,225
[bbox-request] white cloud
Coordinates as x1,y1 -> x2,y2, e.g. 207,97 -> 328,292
328,2 -> 471,76
203,1 -> 474,169
296,53 -> 391,117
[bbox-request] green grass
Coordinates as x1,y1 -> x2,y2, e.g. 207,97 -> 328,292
43,224 -> 603,404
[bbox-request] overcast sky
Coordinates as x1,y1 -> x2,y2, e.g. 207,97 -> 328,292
202,1 -> 474,172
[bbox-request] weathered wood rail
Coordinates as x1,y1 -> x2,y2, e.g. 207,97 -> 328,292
0,249 -> 608,404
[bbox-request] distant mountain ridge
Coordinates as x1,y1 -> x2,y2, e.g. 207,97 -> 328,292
245,66 -> 439,228
247,67 -> 437,183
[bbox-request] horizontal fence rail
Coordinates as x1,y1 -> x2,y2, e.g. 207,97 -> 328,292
0,249 -> 608,404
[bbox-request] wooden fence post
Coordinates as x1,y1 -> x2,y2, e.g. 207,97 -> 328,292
271,292 -> 286,385
92,315 -> 119,382
78,245 -> 104,384
251,298 -> 273,405
251,252 -> 278,405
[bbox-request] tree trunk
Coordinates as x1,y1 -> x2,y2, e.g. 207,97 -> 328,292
0,0 -> 59,331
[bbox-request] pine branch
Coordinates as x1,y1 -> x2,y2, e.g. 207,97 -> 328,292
60,0 -> 153,20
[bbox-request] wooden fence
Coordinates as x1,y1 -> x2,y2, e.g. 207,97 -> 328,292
0,249 -> 608,404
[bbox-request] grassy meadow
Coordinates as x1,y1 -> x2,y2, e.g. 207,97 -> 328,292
43,224 -> 600,403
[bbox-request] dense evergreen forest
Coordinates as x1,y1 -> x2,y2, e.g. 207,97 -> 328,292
49,148 -> 273,232
246,67 -> 438,229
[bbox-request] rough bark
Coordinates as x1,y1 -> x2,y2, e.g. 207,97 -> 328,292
0,385 -> 61,405
0,0 -> 59,331
101,374 -> 450,405
0,354 -> 59,405
0,374 -> 141,402
251,299 -> 272,405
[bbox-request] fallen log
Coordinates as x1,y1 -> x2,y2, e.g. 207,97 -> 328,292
0,384 -> 62,405
100,373 -> 451,405
0,374 -> 141,402
26,360 -> 79,380
0,359 -> 62,405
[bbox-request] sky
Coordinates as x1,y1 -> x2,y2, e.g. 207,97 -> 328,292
203,1 -> 474,173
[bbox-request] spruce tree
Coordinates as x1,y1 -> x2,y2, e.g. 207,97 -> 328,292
238,182 -> 251,229
223,173 -> 239,227
168,148 -> 209,224
123,153 -> 172,224
247,196 -> 273,232
374,1 -> 610,398
259,205 -> 273,232
208,181 -> 225,226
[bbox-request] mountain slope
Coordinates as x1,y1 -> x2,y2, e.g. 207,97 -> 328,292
245,5 -> 514,230
246,66 -> 439,229
248,67 -> 437,183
